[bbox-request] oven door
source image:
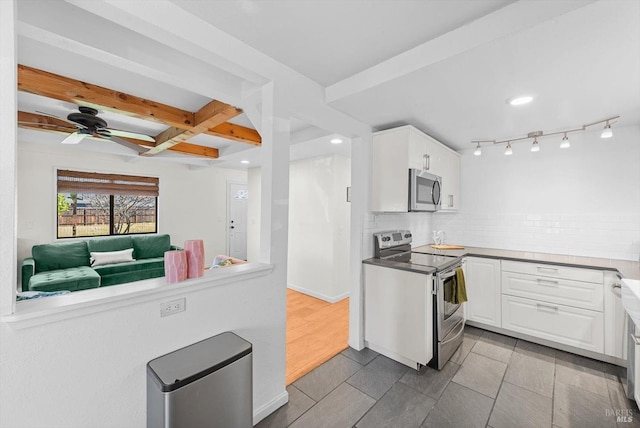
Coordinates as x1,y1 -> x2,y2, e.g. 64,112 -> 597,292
437,266 -> 464,340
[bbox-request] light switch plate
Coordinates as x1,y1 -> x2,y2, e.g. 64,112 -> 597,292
161,298 -> 186,317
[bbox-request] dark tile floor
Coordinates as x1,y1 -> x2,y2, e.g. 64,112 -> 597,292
256,326 -> 640,428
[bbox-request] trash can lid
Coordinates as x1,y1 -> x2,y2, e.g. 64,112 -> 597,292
147,331 -> 252,392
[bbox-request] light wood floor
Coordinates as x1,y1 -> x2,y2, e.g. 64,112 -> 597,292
286,289 -> 349,385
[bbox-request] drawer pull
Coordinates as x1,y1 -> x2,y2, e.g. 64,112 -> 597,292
612,283 -> 622,289
537,266 -> 559,273
536,303 -> 559,312
536,278 -> 559,286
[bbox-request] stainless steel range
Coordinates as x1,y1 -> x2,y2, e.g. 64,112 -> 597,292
373,230 -> 465,370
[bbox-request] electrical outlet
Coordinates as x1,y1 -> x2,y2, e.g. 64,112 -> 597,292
160,298 -> 186,317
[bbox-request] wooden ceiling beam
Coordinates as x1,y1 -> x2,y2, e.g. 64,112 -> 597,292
17,65 -> 258,151
17,111 -> 218,159
205,122 -> 261,145
18,65 -> 195,129
143,100 -> 242,156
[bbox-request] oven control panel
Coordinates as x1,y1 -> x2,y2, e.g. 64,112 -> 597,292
374,230 -> 413,250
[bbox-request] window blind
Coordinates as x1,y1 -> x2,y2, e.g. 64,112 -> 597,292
57,170 -> 159,197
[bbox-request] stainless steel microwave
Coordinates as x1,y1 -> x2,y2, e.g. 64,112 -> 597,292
409,169 -> 441,212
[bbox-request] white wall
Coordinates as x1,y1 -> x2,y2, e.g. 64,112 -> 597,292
0,273 -> 285,428
17,142 -> 247,271
1,139 -> 291,428
433,125 -> 640,261
287,154 -> 351,302
247,167 -> 262,263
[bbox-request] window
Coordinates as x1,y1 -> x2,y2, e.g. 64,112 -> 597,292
56,169 -> 158,238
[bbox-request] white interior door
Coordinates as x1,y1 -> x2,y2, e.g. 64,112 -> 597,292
228,182 -> 248,260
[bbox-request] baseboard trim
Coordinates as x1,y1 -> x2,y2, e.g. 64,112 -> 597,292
287,284 -> 349,303
253,389 -> 289,425
466,320 -> 627,367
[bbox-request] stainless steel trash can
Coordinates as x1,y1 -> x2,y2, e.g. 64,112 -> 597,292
147,332 -> 253,428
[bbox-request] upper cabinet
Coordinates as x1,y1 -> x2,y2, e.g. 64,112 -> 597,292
372,125 -> 461,212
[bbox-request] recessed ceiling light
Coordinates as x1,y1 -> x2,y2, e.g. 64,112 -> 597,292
240,160 -> 250,164
507,95 -> 533,106
330,138 -> 343,144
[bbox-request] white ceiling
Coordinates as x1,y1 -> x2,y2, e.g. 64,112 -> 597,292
14,0 -> 640,167
173,0 -> 515,86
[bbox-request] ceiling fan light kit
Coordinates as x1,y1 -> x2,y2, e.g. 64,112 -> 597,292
470,115 -> 619,156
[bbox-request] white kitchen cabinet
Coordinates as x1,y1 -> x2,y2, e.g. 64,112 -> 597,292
439,152 -> 460,211
502,294 -> 604,353
363,264 -> 433,369
501,260 -> 610,355
604,271 -> 627,359
372,125 -> 460,212
425,138 -> 460,212
502,260 -> 604,283
501,271 -> 604,311
464,257 -> 501,327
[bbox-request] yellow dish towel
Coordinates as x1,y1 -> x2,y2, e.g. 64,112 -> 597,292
453,267 -> 468,304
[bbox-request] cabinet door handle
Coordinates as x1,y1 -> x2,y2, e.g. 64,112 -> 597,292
537,266 -> 559,273
536,303 -> 559,311
536,278 -> 559,286
423,154 -> 430,170
448,195 -> 453,207
632,335 -> 640,345
612,283 -> 622,289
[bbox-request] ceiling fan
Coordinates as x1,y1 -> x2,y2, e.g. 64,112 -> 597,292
21,106 -> 154,154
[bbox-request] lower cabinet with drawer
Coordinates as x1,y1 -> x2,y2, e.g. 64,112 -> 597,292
501,271 -> 604,312
501,294 -> 604,353
463,256 -> 625,363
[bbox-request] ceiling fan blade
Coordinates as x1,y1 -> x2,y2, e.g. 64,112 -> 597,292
61,132 -> 87,145
107,129 -> 155,143
104,135 -> 150,154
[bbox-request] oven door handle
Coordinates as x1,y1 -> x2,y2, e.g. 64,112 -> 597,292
441,321 -> 465,345
439,269 -> 458,280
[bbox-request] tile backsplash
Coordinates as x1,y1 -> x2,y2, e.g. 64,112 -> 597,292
433,212 -> 640,262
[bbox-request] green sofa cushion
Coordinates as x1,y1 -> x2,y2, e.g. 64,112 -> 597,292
87,236 -> 134,255
98,268 -> 166,287
32,241 -> 90,273
132,234 -> 171,259
92,257 -> 164,276
28,266 -> 100,292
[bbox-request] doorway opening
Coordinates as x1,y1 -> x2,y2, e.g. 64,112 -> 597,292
227,181 -> 248,260
285,153 -> 351,384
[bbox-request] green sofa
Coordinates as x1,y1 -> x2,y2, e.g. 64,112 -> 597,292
21,234 -> 181,293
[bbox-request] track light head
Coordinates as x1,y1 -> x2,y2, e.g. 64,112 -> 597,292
531,137 -> 540,152
473,143 -> 482,156
601,122 -> 613,139
560,134 -> 571,149
504,142 -> 513,156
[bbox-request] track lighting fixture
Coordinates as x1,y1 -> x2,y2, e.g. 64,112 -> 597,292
470,115 -> 618,156
601,122 -> 613,139
504,142 -> 513,156
530,137 -> 540,152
